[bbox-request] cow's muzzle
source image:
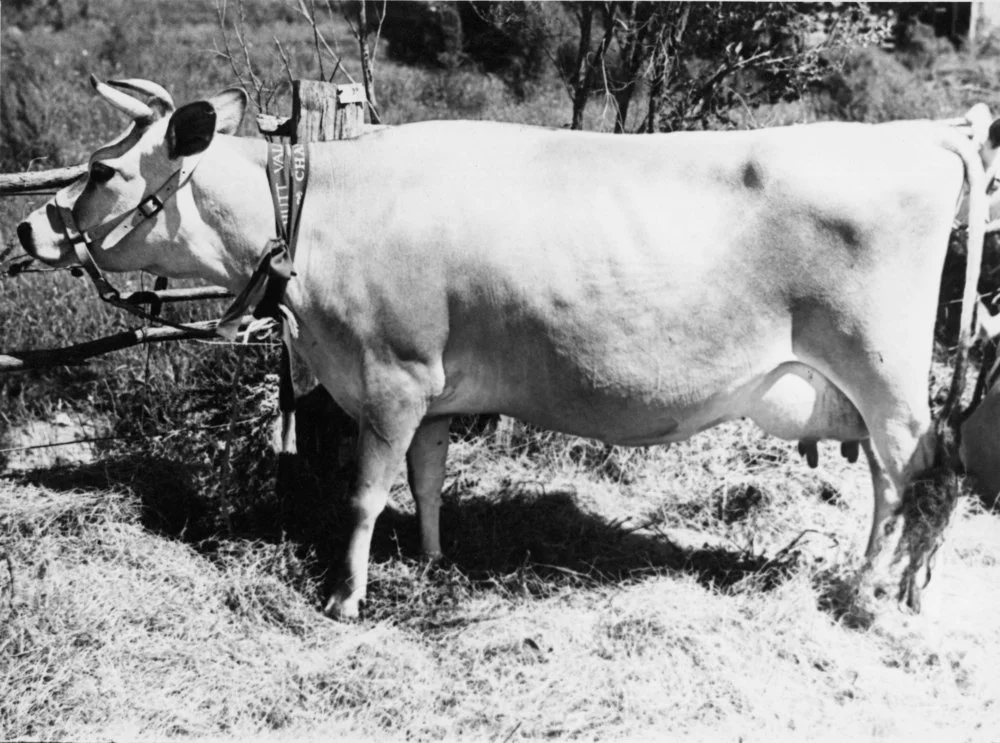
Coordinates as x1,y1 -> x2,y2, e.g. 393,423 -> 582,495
15,212 -> 76,267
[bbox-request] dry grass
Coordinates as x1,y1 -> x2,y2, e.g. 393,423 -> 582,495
2,419 -> 999,742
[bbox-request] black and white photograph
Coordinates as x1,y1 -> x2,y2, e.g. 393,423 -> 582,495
1,1 -> 999,740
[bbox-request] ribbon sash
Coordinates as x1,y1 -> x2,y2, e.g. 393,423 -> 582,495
215,143 -> 310,339
267,142 -> 309,249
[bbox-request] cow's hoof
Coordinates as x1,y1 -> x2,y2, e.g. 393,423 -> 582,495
324,592 -> 363,621
421,550 -> 445,568
895,571 -> 925,615
797,440 -> 819,468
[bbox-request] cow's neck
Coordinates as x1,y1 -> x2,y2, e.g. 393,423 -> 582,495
184,135 -> 278,292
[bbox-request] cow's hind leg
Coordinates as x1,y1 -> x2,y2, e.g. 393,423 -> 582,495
830,373 -> 954,610
407,415 -> 452,558
857,419 -> 957,612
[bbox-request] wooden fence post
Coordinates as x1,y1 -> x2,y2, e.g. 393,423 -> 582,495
274,81 -> 366,509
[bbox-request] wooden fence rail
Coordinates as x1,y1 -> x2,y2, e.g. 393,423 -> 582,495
0,318 -> 253,372
121,286 -> 232,305
0,165 -> 87,196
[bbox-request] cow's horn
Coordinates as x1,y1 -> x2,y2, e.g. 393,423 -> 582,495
108,78 -> 175,115
90,74 -> 154,122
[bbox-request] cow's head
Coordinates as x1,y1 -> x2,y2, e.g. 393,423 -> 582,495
17,76 -> 247,278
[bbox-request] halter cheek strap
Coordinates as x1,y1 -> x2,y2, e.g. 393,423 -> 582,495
95,156 -> 202,252
56,154 -> 203,256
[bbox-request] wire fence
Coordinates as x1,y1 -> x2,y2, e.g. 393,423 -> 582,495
0,414 -> 270,457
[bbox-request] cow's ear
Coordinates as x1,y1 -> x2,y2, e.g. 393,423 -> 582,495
208,88 -> 248,135
989,118 -> 1000,149
166,101 -> 217,159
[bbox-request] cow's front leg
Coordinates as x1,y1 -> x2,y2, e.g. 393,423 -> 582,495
407,416 -> 451,558
324,367 -> 433,620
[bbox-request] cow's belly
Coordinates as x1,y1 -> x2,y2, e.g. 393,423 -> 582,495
430,338 -> 867,447
296,309 -> 868,449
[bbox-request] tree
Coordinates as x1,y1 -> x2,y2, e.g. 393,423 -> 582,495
491,1 -> 889,132
643,2 -> 890,132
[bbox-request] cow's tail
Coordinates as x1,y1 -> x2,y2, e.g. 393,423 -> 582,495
938,128 -> 987,447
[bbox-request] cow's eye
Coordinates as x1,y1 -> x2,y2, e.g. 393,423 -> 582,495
90,162 -> 116,184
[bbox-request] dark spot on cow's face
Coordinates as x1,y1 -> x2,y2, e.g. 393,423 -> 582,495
742,160 -> 764,191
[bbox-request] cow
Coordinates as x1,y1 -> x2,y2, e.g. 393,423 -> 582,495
16,77 -> 988,619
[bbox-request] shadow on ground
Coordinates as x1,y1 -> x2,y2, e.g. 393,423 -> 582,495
437,488 -> 797,594
7,454 -> 813,611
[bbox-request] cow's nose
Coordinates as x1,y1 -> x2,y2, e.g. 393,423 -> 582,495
16,221 -> 32,250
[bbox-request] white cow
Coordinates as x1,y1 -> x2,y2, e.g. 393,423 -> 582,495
17,78 -> 987,618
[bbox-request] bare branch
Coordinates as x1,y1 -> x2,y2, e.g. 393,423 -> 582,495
215,0 -> 268,112
570,3 -> 595,129
273,35 -> 296,91
338,0 -> 359,38
308,0 -> 326,80
370,0 -> 388,69
579,3 -> 618,130
296,0 -> 355,84
355,0 -> 381,124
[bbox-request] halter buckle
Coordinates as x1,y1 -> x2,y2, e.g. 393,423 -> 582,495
138,195 -> 164,218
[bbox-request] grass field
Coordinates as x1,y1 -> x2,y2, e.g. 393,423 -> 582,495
3,3 -> 1000,741
3,422 -> 999,741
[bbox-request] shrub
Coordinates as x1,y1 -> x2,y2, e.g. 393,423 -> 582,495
811,46 -> 950,123
376,1 -> 560,97
458,2 -> 556,93
377,1 -> 464,68
2,0 -> 91,31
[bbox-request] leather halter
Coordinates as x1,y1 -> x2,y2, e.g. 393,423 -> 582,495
54,142 -> 309,341
54,153 -> 217,336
